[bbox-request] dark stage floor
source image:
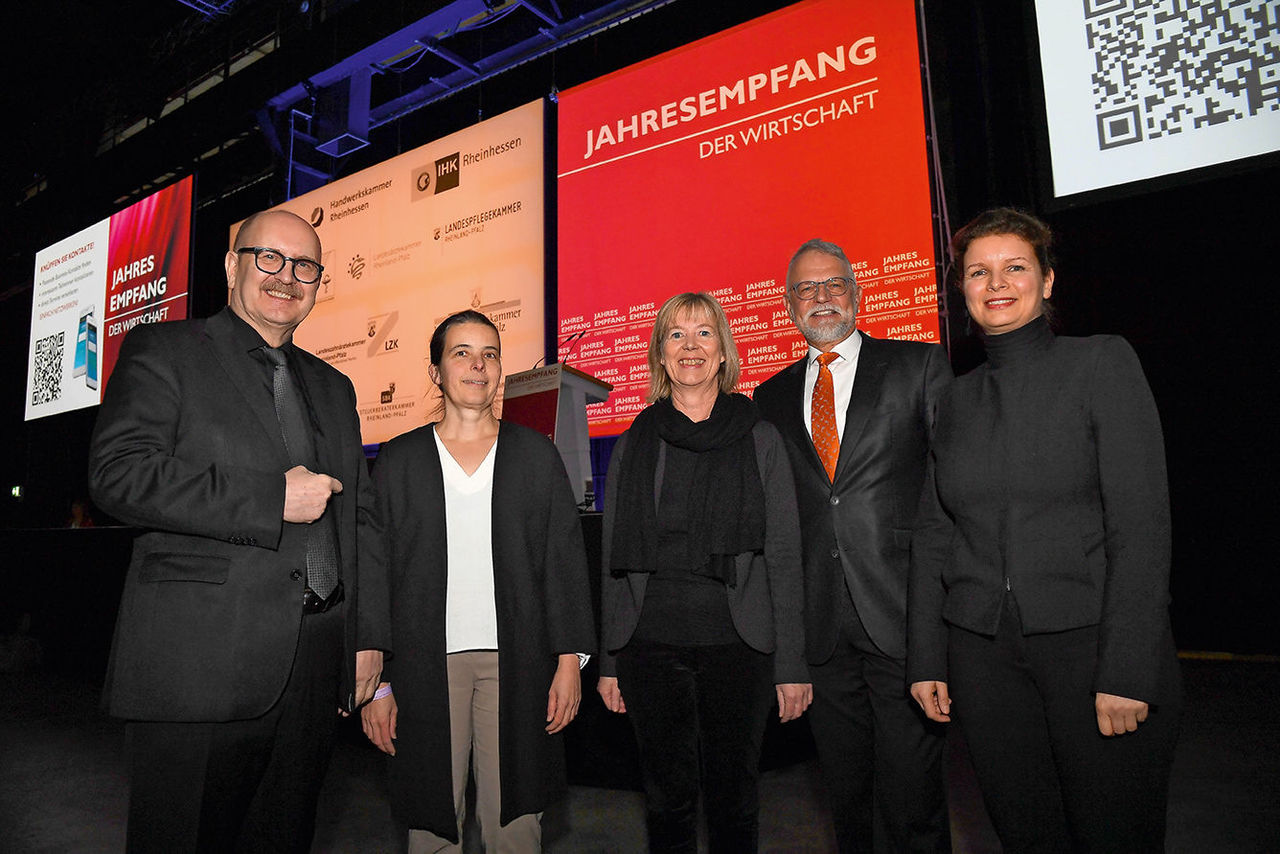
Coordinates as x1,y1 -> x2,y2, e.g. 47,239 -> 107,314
1,659 -> 1276,852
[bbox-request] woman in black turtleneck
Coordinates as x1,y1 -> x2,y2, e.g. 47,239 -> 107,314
597,292 -> 811,853
907,209 -> 1181,853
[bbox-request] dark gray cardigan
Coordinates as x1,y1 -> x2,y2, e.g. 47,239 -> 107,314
362,420 -> 597,839
599,418 -> 809,685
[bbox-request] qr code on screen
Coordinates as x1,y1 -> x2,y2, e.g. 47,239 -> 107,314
1085,0 -> 1279,150
31,331 -> 64,406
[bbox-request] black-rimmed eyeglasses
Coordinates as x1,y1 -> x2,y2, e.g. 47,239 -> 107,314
236,247 -> 324,284
789,276 -> 855,300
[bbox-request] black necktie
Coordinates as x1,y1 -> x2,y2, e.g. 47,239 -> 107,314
262,346 -> 339,599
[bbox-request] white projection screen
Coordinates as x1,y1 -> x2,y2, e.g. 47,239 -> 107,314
1036,0 -> 1279,198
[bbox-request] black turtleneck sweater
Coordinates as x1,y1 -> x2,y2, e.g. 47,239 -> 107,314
907,315 -> 1178,704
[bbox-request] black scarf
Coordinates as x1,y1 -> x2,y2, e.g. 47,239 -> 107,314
610,393 -> 766,586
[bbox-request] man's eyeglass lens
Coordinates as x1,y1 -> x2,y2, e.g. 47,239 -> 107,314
792,277 -> 853,299
238,247 -> 323,284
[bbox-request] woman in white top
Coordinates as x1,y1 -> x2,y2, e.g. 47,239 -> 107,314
360,310 -> 596,852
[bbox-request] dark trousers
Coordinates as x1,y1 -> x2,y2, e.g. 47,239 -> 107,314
807,593 -> 948,853
949,596 -> 1181,854
124,605 -> 344,854
616,638 -> 774,854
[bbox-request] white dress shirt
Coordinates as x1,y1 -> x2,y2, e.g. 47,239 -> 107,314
801,330 -> 863,441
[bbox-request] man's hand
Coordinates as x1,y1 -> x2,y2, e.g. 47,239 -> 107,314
597,676 -> 626,714
351,649 -> 384,710
361,686 -> 397,755
776,682 -> 813,722
1095,692 -> 1148,736
910,680 -> 952,723
546,654 -> 582,734
283,465 -> 342,523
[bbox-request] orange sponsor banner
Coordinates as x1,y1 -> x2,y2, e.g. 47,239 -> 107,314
240,100 -> 546,444
557,0 -> 938,436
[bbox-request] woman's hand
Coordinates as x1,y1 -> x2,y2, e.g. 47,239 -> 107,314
776,683 -> 813,722
597,676 -> 627,714
348,649 -> 384,714
910,680 -> 952,723
546,654 -> 582,734
360,684 -> 397,755
1095,692 -> 1148,736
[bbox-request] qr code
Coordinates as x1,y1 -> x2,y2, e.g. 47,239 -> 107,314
1085,0 -> 1279,149
31,331 -> 64,406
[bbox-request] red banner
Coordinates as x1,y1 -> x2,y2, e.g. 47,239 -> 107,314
103,176 -> 193,382
557,0 -> 938,435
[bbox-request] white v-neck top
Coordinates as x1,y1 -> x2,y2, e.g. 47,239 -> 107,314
434,427 -> 500,653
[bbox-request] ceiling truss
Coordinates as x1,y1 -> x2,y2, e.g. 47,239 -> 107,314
264,0 -> 675,196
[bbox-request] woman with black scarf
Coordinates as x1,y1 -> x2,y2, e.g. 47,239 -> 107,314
598,291 -> 811,854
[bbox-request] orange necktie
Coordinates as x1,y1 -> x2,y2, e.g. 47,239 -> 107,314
812,351 -> 840,482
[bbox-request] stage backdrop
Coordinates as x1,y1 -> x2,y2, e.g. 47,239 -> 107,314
557,0 -> 939,436
25,176 -> 194,421
239,100 -> 545,444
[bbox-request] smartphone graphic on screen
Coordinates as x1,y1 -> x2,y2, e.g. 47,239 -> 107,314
85,312 -> 98,390
73,312 -> 89,377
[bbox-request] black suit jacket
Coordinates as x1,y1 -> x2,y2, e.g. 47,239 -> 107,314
90,307 -> 389,721
754,332 -> 952,664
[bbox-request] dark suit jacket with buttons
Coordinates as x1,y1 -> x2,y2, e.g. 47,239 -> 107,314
754,332 -> 952,664
906,326 -> 1180,704
90,307 -> 390,722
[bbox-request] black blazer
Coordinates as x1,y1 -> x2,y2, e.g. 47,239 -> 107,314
90,307 -> 389,721
754,332 -> 952,664
907,322 -> 1179,704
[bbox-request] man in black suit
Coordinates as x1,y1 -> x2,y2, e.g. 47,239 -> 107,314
754,238 -> 950,853
90,209 -> 389,852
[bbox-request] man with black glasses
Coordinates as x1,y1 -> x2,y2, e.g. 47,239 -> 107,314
754,238 -> 951,853
91,209 -> 389,852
